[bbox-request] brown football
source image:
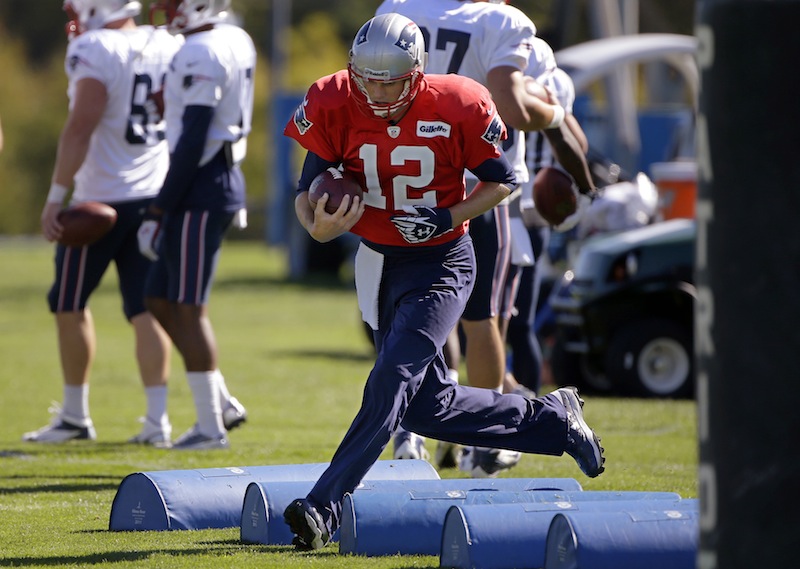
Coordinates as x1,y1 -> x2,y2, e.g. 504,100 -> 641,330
308,168 -> 364,214
57,201 -> 118,247
533,167 -> 577,226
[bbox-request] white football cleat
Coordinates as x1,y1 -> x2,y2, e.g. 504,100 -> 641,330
23,405 -> 96,443
171,424 -> 229,450
459,446 -> 521,478
222,396 -> 247,431
128,417 -> 172,448
393,430 -> 429,461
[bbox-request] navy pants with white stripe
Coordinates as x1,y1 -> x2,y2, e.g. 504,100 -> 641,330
307,234 -> 568,533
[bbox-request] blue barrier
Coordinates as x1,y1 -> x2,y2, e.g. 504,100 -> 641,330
544,508 -> 698,569
241,477 -> 500,546
440,495 -> 694,568
339,478 -> 584,556
109,459 -> 438,531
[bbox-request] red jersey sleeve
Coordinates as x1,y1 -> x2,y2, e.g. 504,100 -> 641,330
284,71 -> 351,163
449,78 -> 507,171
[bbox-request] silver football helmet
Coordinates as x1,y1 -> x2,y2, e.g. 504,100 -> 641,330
149,0 -> 230,34
63,0 -> 141,37
348,13 -> 427,120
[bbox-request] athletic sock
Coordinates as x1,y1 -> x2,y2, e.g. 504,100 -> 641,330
214,369 -> 232,408
62,384 -> 91,426
144,385 -> 169,426
186,371 -> 225,436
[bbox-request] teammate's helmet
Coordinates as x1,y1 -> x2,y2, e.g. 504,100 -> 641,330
149,0 -> 230,34
63,0 -> 141,37
348,13 -> 427,120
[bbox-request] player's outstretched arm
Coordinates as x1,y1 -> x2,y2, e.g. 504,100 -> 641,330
544,114 -> 597,197
487,66 -> 565,132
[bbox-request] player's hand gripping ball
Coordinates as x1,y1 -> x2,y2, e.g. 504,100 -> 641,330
57,201 -> 118,247
533,167 -> 578,226
308,168 -> 364,214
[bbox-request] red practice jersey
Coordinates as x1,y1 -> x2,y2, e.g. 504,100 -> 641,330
285,70 -> 507,247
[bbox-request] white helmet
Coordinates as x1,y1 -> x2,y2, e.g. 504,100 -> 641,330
150,0 -> 230,34
348,13 -> 427,121
63,0 -> 141,37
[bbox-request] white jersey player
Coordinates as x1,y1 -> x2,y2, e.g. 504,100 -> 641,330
503,46 -> 589,399
137,0 -> 255,451
29,0 -> 181,447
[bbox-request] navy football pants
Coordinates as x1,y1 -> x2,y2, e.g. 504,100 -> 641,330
307,234 -> 568,532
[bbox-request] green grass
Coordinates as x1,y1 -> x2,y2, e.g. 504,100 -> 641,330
0,237 -> 697,568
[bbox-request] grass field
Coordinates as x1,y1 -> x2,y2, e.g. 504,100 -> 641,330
0,237 -> 698,568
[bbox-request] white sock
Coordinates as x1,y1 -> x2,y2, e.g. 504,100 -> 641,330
186,371 -> 224,436
214,369 -> 232,408
144,385 -> 169,426
63,384 -> 90,425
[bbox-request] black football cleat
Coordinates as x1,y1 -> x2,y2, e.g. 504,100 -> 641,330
283,499 -> 331,551
555,387 -> 606,477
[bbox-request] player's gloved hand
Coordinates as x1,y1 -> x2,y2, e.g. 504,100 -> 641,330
390,205 -> 453,244
137,213 -> 162,261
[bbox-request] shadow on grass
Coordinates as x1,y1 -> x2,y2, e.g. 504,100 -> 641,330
272,348 -> 374,363
0,472 -> 121,495
0,542 -> 381,567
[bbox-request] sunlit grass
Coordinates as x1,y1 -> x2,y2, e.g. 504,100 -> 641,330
0,237 -> 697,568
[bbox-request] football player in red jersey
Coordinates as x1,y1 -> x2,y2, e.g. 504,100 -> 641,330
282,13 -> 605,551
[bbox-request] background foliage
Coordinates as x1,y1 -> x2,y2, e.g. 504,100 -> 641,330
0,1 -> 694,238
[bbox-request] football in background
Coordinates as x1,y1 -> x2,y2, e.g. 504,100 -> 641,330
308,167 -> 364,214
533,167 -> 577,226
57,201 -> 117,247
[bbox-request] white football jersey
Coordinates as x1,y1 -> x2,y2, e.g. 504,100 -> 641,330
67,26 -> 181,203
376,0 -> 537,185
163,24 -> 256,167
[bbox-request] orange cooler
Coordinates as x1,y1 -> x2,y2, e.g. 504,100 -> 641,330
650,161 -> 697,220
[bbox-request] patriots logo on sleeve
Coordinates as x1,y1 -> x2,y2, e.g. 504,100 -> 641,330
481,113 -> 504,146
68,54 -> 90,72
293,97 -> 313,135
